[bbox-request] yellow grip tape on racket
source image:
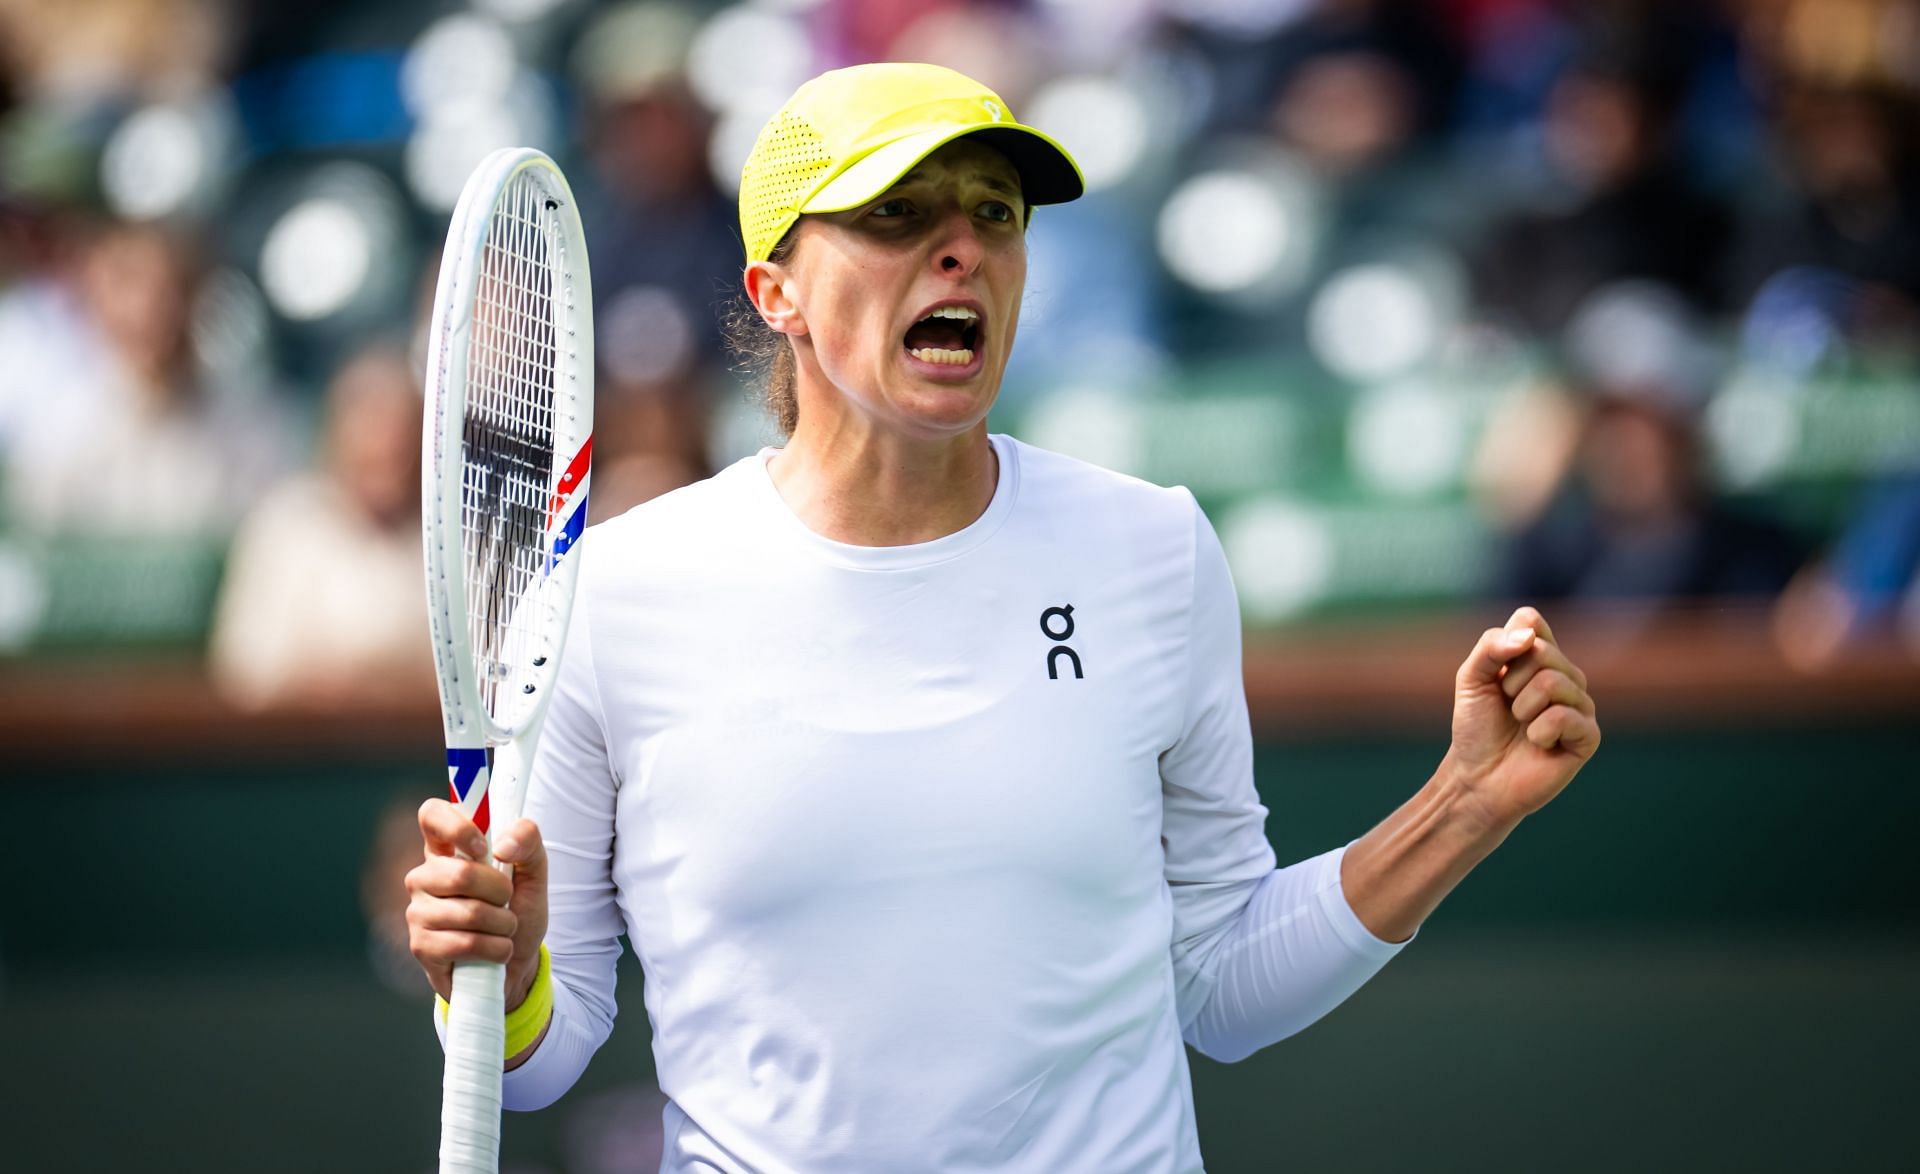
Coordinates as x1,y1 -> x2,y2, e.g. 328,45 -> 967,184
436,943 -> 554,1059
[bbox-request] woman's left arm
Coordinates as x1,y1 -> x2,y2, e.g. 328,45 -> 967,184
1165,499 -> 1411,1064
1340,607 -> 1602,944
1165,499 -> 1602,1063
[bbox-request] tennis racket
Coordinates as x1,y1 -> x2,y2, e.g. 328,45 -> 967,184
421,146 -> 593,1174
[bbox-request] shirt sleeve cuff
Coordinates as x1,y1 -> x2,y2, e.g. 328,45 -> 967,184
501,968 -> 590,1106
1315,842 -> 1417,959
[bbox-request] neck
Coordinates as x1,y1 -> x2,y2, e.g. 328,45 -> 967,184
767,415 -> 999,547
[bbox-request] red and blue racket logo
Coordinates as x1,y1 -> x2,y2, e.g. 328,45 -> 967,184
546,436 -> 591,573
447,746 -> 493,833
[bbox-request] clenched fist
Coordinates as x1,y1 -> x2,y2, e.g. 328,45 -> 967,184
1445,605 -> 1601,831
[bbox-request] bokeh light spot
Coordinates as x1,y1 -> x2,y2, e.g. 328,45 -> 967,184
687,7 -> 812,117
102,102 -> 217,221
1027,75 -> 1148,193
1219,497 -> 1335,621
1157,169 -> 1298,295
401,15 -> 517,118
1309,262 -> 1439,383
602,286 -> 696,385
260,199 -> 373,321
1347,380 -> 1472,498
1705,377 -> 1801,489
406,104 -> 523,212
1022,386 -> 1148,476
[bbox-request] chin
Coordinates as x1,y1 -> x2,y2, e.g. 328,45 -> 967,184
885,386 -> 994,437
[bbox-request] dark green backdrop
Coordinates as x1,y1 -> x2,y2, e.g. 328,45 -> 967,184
5,720 -> 1916,1172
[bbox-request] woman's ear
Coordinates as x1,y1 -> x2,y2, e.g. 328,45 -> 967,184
744,260 -> 807,337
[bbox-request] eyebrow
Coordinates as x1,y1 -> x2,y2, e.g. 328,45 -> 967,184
890,169 -> 1023,200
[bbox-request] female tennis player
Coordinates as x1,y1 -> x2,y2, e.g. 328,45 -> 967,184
406,62 -> 1600,1172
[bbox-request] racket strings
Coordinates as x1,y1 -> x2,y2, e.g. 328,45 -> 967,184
460,172 -> 561,724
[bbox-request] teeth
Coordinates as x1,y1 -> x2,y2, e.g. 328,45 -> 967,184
909,347 -> 975,365
923,306 -> 979,322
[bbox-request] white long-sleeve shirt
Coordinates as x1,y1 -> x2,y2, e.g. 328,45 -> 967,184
479,435 -> 1409,1171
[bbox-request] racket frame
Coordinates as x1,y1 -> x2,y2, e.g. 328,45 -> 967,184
421,145 -> 594,1174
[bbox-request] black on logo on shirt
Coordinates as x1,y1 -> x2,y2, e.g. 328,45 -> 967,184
1041,604 -> 1083,680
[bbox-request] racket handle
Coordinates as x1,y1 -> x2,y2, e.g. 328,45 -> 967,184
440,957 -> 507,1174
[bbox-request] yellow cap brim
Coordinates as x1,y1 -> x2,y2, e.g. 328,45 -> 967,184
798,122 -> 1085,216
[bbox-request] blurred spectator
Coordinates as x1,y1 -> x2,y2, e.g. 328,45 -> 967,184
587,379 -> 711,524
1263,0 -> 1460,171
1772,470 -> 1920,668
1265,35 -> 1472,250
208,344 -> 432,711
571,5 -> 740,390
0,207 -> 104,487
2,220 -> 295,538
1729,83 -> 1920,357
1446,0 -> 1580,147
0,0 -> 226,106
564,2 -> 739,525
1180,0 -> 1460,143
1734,0 -> 1920,94
868,0 -> 1044,104
1493,388 -> 1806,608
1476,46 -> 1733,332
1467,374 -> 1586,530
1251,0 -> 1467,241
565,5 -> 734,516
1273,49 -> 1423,182
0,0 -> 1912,647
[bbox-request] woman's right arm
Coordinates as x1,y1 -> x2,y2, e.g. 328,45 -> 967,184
406,560 -> 626,1108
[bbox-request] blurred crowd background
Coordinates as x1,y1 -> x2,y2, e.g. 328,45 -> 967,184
3,1 -> 1918,1171
2,0 -> 1919,691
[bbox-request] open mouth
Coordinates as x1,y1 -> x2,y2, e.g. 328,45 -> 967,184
903,305 -> 981,366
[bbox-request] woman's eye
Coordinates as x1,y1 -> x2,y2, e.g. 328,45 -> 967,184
978,201 -> 1014,223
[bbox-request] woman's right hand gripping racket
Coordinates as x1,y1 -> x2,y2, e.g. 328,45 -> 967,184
421,146 -> 593,1174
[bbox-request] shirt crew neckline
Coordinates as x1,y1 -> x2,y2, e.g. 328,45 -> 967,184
749,433 -> 1021,571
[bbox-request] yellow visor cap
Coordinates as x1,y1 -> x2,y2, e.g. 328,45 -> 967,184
738,62 -> 1085,263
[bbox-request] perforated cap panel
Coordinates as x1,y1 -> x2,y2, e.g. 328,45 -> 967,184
740,111 -> 834,263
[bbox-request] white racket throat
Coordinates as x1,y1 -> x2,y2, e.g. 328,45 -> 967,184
421,146 -> 594,1174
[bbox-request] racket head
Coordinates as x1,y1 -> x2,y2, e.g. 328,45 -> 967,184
422,147 -> 595,749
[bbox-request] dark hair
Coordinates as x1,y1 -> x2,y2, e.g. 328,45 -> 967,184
723,228 -> 801,438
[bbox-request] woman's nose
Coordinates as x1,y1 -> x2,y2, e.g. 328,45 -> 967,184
932,210 -> 983,275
